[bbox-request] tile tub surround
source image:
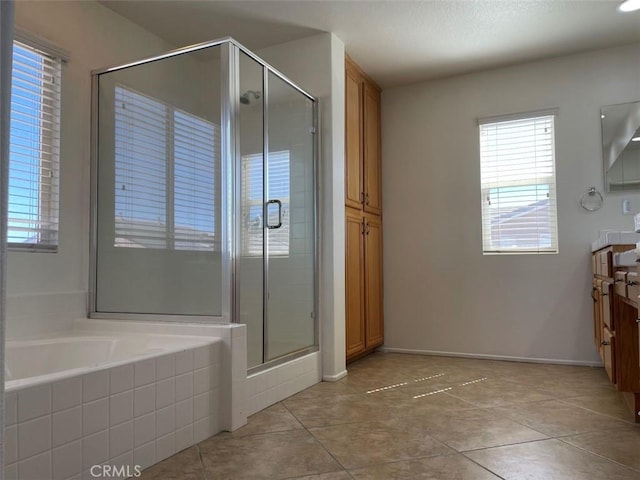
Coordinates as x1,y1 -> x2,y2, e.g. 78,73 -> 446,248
136,352 -> 640,480
5,342 -> 224,480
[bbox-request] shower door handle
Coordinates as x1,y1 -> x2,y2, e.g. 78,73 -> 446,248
266,199 -> 283,229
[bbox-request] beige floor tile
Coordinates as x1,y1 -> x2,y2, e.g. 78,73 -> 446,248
348,453 -> 501,479
561,425 -> 640,471
465,438 -> 640,480
283,393 -> 386,427
392,408 -> 548,451
289,472 -> 353,480
443,376 -> 556,408
288,380 -> 360,400
559,391 -> 635,422
136,353 -> 638,479
365,389 -> 477,417
503,368 -> 615,398
139,446 -> 204,480
212,403 -> 303,439
491,399 -> 630,437
199,430 -> 342,479
309,420 -> 454,469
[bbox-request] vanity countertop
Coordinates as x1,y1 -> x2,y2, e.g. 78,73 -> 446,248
591,231 -> 640,252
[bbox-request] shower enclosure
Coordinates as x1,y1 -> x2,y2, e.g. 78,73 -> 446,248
90,38 -> 318,370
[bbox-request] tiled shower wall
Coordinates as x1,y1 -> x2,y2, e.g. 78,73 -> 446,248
4,341 -> 223,480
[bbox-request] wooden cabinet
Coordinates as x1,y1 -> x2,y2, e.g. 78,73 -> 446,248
345,56 -> 384,362
345,209 -> 384,360
345,66 -> 363,210
363,85 -> 382,215
364,214 -> 383,348
346,209 -> 366,358
592,244 -> 640,422
593,278 -> 602,348
602,327 -> 615,383
345,56 -> 382,215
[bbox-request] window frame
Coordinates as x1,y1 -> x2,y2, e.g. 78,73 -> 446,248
7,37 -> 63,252
478,110 -> 559,255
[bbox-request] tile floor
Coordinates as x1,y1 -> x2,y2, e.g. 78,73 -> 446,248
139,352 -> 640,479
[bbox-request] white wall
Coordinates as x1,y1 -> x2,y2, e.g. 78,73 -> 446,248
7,1 -> 174,338
382,43 -> 640,364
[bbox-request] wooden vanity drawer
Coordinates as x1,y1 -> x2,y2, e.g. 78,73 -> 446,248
614,271 -> 627,296
599,249 -> 612,277
626,271 -> 639,303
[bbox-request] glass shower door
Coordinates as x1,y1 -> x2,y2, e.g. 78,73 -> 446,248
237,54 -> 316,369
264,72 -> 316,361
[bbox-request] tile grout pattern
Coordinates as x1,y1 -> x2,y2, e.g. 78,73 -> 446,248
140,352 -> 640,480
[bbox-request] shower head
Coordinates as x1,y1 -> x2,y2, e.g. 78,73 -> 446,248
240,90 -> 261,105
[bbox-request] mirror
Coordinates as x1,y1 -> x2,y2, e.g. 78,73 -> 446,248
602,101 -> 640,192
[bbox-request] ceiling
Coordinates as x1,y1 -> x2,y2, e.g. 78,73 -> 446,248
100,0 -> 640,88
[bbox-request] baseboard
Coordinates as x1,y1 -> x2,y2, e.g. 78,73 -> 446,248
377,347 -> 603,367
323,370 -> 348,382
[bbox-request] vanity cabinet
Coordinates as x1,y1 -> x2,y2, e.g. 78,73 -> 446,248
592,244 -> 640,422
345,56 -> 383,362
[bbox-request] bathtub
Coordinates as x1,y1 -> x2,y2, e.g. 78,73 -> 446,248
5,334 -> 216,391
4,331 -> 228,480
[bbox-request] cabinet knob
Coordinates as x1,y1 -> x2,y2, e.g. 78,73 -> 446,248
365,192 -> 370,205
360,192 -> 365,203
636,318 -> 640,324
627,281 -> 638,286
601,341 -> 610,346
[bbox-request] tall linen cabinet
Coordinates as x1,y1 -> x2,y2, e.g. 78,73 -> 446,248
345,56 -> 384,361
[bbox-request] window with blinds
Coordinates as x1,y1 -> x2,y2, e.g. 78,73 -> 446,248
114,86 -> 219,251
479,112 -> 558,254
241,151 -> 290,256
8,40 -> 61,250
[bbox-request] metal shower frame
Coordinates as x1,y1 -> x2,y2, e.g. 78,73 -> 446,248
89,37 -> 319,372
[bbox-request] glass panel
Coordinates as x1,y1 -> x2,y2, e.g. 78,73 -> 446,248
237,52 -> 265,368
265,72 -> 315,361
95,47 -> 223,315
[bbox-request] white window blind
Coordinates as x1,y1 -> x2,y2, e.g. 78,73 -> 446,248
241,151 -> 290,256
115,87 -> 167,248
174,110 -> 219,250
479,113 -> 558,254
114,86 -> 219,251
8,40 -> 61,250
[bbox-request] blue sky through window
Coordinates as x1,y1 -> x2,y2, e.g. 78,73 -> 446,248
8,44 -> 46,244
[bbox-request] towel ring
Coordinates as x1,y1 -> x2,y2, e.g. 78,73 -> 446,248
580,187 -> 603,212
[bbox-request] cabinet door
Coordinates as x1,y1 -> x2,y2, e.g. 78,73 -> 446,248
602,328 -> 616,384
363,84 -> 382,215
593,279 -> 602,350
346,209 -> 365,358
602,281 -> 613,331
364,214 -> 384,348
345,66 -> 363,210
